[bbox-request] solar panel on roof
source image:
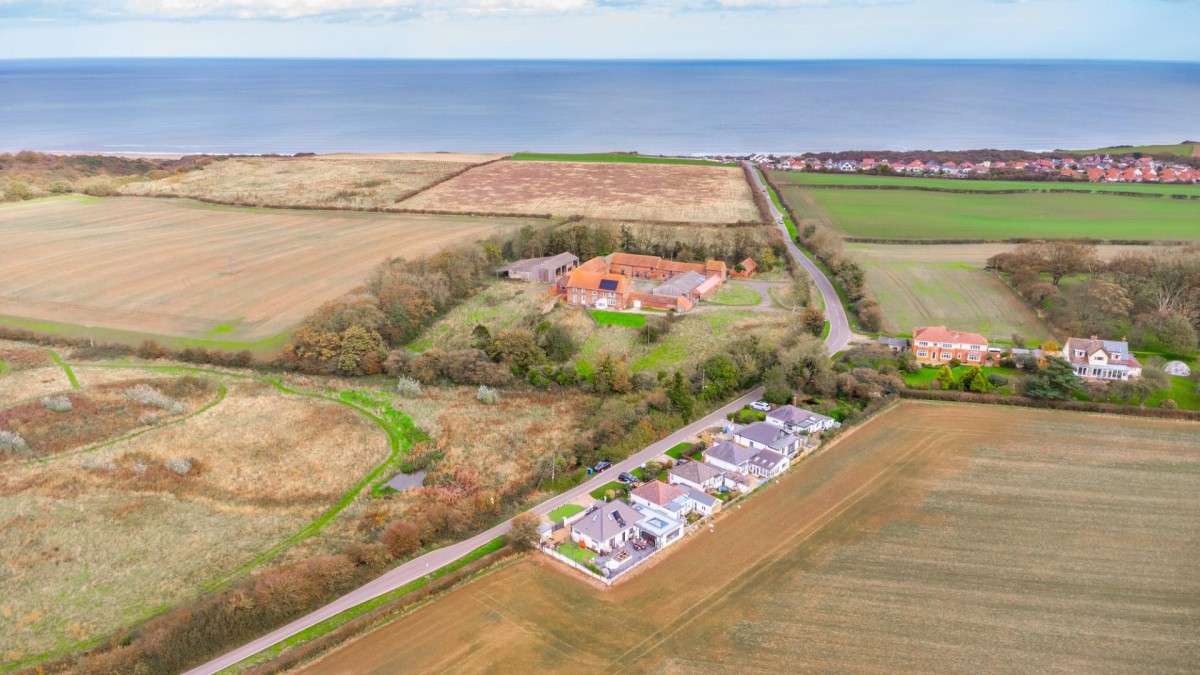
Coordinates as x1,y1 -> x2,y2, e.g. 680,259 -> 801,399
599,279 -> 619,291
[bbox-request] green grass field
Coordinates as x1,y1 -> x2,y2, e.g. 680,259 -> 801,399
771,170 -> 1200,197
850,244 -> 1051,341
903,365 -> 1018,388
792,187 -> 1200,241
1145,375 -> 1200,411
508,152 -> 729,166
590,310 -> 646,328
708,283 -> 762,306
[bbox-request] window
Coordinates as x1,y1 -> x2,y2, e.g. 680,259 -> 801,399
1075,350 -> 1085,358
942,342 -> 953,348
939,352 -> 951,360
916,350 -> 928,358
967,353 -> 981,361
1111,353 -> 1121,360
916,341 -> 929,347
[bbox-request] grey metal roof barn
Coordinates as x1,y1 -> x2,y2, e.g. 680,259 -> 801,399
652,271 -> 707,298
497,252 -> 579,283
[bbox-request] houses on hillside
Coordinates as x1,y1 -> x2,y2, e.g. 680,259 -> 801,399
763,153 -> 1200,184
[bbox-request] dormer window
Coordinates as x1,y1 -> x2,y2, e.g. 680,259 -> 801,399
1111,353 -> 1121,360
1075,350 -> 1085,358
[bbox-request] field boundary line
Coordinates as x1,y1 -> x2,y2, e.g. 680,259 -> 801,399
609,428 -> 944,670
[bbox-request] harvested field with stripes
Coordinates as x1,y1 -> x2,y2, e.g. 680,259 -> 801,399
398,160 -> 760,223
121,153 -> 500,211
0,197 -> 535,343
302,402 -> 1200,674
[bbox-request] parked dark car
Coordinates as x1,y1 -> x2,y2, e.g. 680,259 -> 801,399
593,460 -> 613,472
617,472 -> 637,484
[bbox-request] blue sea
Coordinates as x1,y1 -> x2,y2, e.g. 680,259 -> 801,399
1,59 -> 1197,155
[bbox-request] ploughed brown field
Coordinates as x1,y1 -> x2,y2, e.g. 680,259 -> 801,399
398,160 -> 761,223
303,402 -> 1200,674
120,153 -> 500,211
0,197 -> 534,341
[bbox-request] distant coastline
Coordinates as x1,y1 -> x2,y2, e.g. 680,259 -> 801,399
2,60 -> 1198,155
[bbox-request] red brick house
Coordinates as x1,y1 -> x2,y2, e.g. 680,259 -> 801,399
912,326 -> 992,366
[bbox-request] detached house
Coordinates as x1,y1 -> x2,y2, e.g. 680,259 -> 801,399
733,421 -> 802,457
765,405 -> 837,436
912,326 -> 991,366
1062,336 -> 1142,381
570,501 -> 643,554
668,460 -> 726,492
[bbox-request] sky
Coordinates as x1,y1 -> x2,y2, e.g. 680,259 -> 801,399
0,0 -> 1198,60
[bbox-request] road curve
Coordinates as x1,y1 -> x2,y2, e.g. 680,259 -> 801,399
185,386 -> 765,675
745,163 -> 852,354
189,164 -> 851,675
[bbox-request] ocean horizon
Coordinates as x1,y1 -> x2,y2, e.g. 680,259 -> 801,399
2,58 -> 1198,155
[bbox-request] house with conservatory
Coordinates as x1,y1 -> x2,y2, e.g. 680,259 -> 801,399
1062,336 -> 1142,381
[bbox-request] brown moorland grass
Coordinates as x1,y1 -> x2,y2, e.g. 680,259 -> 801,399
301,402 -> 1200,675
398,161 -> 760,223
120,155 -> 488,210
0,197 -> 536,342
0,367 -> 72,408
0,376 -> 216,462
0,378 -> 386,662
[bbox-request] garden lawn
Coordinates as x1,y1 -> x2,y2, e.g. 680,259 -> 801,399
1145,375 -> 1200,411
903,365 -> 1019,388
548,504 -> 585,522
665,442 -> 693,460
708,283 -> 762,306
790,186 -> 1200,240
589,481 -> 626,500
556,540 -> 597,565
591,310 -> 646,328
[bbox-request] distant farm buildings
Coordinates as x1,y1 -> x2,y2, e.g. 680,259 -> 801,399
497,252 -> 579,283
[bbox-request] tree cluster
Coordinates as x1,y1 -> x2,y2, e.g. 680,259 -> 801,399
990,243 -> 1200,356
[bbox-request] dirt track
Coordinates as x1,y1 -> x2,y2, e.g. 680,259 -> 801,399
301,402 -> 1200,674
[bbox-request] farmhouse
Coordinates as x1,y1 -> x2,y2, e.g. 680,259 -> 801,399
912,326 -> 991,366
733,421 -> 802,457
497,252 -> 579,283
570,500 -> 643,554
765,405 -> 837,436
732,257 -> 757,279
562,268 -> 630,310
1062,336 -> 1142,381
668,460 -> 726,492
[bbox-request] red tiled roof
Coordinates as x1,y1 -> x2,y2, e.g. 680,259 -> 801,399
630,480 -> 687,506
565,269 -> 629,294
912,325 -> 988,347
610,252 -> 662,268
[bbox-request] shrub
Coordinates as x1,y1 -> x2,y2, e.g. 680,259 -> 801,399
1159,399 -> 1179,410
0,429 -> 31,456
138,412 -> 161,425
476,385 -> 500,405
41,394 -> 73,413
395,375 -> 423,398
81,451 -> 117,472
381,520 -> 422,559
986,373 -> 1009,387
165,457 -> 193,475
125,384 -> 186,414
949,358 -> 962,368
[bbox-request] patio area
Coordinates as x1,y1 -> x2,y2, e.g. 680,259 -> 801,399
593,536 -> 658,578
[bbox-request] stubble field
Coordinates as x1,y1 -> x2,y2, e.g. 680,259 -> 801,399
399,160 -> 761,223
0,367 -> 387,664
120,153 -> 500,210
302,402 -> 1200,674
0,197 -> 534,343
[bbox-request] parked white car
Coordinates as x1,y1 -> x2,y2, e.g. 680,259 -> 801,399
750,400 -> 771,412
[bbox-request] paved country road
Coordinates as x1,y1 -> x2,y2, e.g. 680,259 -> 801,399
745,163 -> 853,354
188,167 -> 852,675
185,386 -> 766,675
